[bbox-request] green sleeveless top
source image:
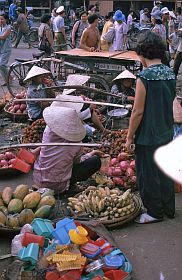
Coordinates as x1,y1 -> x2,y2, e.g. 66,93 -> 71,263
135,64 -> 176,146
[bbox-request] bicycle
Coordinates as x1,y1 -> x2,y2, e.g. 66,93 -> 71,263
10,24 -> 39,48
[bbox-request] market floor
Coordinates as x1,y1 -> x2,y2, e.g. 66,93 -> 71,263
0,173 -> 182,280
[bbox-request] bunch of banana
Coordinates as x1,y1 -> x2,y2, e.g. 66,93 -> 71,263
67,187 -> 135,221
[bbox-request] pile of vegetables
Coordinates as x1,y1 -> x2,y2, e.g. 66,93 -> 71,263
100,130 -> 129,157
0,150 -> 16,169
6,91 -> 27,115
22,119 -> 46,143
0,185 -> 56,228
108,152 -> 136,189
68,186 -> 135,221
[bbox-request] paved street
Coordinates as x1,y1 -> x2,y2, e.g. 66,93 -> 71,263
0,46 -> 182,280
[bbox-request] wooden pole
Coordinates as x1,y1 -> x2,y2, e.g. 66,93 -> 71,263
13,98 -> 129,109
0,142 -> 110,150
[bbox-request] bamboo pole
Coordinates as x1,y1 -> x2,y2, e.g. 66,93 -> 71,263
13,98 -> 128,109
0,142 -> 110,150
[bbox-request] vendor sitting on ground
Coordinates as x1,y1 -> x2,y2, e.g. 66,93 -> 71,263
51,94 -> 108,139
109,70 -> 136,105
24,66 -> 55,122
79,13 -> 101,52
33,106 -> 103,193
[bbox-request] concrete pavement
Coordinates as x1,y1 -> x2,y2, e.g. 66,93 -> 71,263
0,46 -> 182,280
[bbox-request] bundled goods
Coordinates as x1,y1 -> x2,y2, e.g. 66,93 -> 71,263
0,185 -> 56,228
5,91 -> 27,115
107,152 -> 136,189
0,150 -> 16,169
22,118 -> 46,143
99,130 -> 130,157
68,187 -> 135,221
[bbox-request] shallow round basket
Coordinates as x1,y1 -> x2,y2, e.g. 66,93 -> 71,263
0,224 -> 21,234
72,193 -> 142,228
4,102 -> 28,122
101,194 -> 142,229
0,167 -> 23,176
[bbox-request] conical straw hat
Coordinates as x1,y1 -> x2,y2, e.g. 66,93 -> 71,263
43,106 -> 86,142
51,94 -> 84,112
154,135 -> 182,184
24,66 -> 51,82
63,74 -> 90,95
112,70 -> 136,81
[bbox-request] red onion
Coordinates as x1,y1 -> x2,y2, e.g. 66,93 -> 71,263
130,160 -> 135,169
120,161 -> 129,171
117,152 -> 128,161
110,158 -> 119,166
126,167 -> 135,177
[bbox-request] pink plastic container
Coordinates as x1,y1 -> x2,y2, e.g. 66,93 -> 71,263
21,232 -> 45,247
17,148 -> 35,164
11,157 -> 31,173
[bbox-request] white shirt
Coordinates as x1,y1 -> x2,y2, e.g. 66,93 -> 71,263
140,13 -> 149,28
53,15 -> 64,32
127,14 -> 133,28
177,37 -> 182,52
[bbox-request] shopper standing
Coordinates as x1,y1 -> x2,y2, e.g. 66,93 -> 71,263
72,11 -> 89,48
0,13 -> 11,86
53,5 -> 66,51
101,11 -> 113,51
38,14 -> 54,57
173,27 -> 182,77
126,31 -> 176,223
13,7 -> 31,48
9,0 -> 17,24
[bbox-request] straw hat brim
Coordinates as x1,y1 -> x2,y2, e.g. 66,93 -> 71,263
43,106 -> 86,142
24,66 -> 51,82
51,94 -> 84,112
154,136 -> 182,184
113,70 -> 136,81
63,74 -> 90,95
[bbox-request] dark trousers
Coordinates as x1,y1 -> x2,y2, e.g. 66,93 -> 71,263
173,51 -> 182,77
15,30 -> 30,47
135,145 -> 175,219
70,155 -> 101,185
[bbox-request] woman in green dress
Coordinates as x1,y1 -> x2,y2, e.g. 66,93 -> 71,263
126,31 -> 176,223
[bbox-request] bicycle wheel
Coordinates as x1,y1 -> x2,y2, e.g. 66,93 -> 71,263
29,29 -> 39,48
10,29 -> 17,43
7,61 -> 34,96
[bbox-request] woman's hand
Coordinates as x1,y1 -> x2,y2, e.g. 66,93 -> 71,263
125,137 -> 134,152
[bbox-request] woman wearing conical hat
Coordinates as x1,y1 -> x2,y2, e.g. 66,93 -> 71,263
109,70 -> 136,105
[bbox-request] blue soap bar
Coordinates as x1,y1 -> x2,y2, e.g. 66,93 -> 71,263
104,254 -> 124,268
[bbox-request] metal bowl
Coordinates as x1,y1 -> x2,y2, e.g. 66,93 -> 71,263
107,108 -> 129,119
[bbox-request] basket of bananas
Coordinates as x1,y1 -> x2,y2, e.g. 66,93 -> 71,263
67,187 -> 142,228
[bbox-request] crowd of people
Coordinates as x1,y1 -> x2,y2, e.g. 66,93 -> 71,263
0,2 -> 182,225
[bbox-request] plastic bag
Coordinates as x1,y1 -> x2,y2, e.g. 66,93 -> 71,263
11,234 -> 23,256
20,224 -> 33,234
102,27 -> 115,43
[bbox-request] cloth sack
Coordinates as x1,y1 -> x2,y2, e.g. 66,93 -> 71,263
173,97 -> 182,123
38,27 -> 51,53
102,26 -> 115,43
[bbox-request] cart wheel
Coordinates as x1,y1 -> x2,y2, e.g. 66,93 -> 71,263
87,75 -> 110,101
7,62 -> 33,96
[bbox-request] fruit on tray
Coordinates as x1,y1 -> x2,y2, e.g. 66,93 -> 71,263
68,187 -> 135,220
108,153 -> 136,189
6,91 -> 27,115
0,151 -> 16,169
0,185 -> 56,228
22,118 -> 46,143
99,130 -> 129,156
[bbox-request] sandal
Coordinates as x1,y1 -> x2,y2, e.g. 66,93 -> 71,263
135,213 -> 163,224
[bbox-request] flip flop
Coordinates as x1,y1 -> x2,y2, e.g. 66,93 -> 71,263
134,213 -> 163,224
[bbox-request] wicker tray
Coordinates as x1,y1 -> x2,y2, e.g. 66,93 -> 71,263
4,102 -> 28,122
71,193 -> 142,229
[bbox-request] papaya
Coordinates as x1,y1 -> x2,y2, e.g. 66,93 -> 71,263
0,211 -> 6,225
34,205 -> 51,218
0,206 -> 8,216
8,199 -> 23,214
13,184 -> 29,200
23,192 -> 41,209
19,209 -> 35,226
0,199 -> 4,207
37,195 -> 56,209
41,189 -> 55,198
6,214 -> 20,228
2,186 -> 13,205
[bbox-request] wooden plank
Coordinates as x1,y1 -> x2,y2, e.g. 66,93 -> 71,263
55,48 -> 123,58
113,51 -> 140,62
